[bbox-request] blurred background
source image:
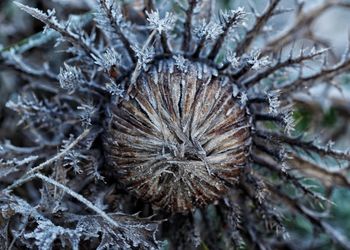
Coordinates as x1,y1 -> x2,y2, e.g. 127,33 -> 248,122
1,0 -> 350,249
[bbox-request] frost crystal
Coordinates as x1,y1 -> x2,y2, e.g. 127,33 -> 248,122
64,150 -> 84,174
194,20 -> 224,40
248,50 -> 271,70
267,90 -> 281,114
92,48 -> 121,71
282,106 -> 295,135
227,51 -> 240,68
106,82 -> 125,97
132,45 -> 155,70
240,92 -> 248,106
146,10 -> 176,33
58,63 -> 84,94
220,7 -> 247,25
77,103 -> 96,128
173,55 -> 188,72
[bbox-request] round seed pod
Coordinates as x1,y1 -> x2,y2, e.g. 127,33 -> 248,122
103,59 -> 251,213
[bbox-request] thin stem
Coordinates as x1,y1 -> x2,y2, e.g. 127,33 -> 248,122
35,173 -> 120,228
100,0 -> 137,63
182,0 -> 198,52
4,129 -> 91,192
235,0 -> 281,56
256,130 -> 350,161
128,30 -> 157,92
242,49 -> 328,88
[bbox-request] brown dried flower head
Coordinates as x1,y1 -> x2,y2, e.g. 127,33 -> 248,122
103,59 -> 251,212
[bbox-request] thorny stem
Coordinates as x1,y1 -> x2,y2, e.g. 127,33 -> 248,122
279,57 -> 350,96
207,10 -> 244,60
288,155 -> 350,188
161,33 -> 171,54
192,38 -> 205,58
252,154 -> 331,204
4,128 -> 91,192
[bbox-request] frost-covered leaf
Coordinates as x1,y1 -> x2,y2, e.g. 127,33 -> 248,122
14,2 -> 63,30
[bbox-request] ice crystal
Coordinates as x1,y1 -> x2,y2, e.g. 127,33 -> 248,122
193,20 -> 224,41
173,55 -> 189,72
247,49 -> 271,70
226,50 -> 240,68
58,63 -> 84,93
92,48 -> 121,71
132,45 -> 155,70
146,10 -> 176,34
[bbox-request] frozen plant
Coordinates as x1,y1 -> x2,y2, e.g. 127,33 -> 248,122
1,0 -> 350,249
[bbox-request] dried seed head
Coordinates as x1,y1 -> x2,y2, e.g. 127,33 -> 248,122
103,59 -> 251,213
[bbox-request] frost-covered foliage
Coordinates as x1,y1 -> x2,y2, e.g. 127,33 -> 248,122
1,0 -> 350,249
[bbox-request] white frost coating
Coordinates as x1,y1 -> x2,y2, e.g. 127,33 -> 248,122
173,55 -> 189,72
146,10 -> 176,34
247,49 -> 271,70
58,63 -> 85,93
92,48 -> 121,71
227,51 -> 240,68
267,90 -> 281,114
193,20 -> 224,41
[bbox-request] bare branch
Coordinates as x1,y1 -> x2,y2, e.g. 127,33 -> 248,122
99,0 -> 137,63
266,182 -> 350,250
279,57 -> 350,97
287,155 -> 350,188
264,2 -> 332,54
256,130 -> 350,162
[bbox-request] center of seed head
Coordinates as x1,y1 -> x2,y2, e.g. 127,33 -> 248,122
104,59 -> 251,212
162,138 -> 205,161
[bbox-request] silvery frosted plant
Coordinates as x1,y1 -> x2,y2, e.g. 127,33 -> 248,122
1,0 -> 350,249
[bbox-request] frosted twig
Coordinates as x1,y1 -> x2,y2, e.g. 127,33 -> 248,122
235,0 -> 281,55
4,129 -> 91,191
128,30 -> 157,93
35,173 -> 120,228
